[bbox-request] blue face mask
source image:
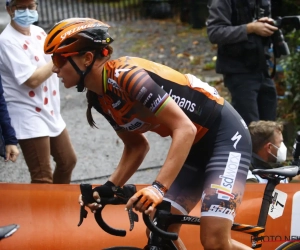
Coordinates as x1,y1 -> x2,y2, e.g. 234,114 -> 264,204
13,9 -> 38,28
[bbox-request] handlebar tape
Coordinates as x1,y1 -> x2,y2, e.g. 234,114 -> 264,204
142,213 -> 178,240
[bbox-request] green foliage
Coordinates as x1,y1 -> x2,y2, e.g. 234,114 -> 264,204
274,0 -> 300,148
278,30 -> 300,131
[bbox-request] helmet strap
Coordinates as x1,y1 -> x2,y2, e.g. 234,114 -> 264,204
67,52 -> 99,92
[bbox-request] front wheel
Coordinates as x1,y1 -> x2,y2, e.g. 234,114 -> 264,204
275,241 -> 300,250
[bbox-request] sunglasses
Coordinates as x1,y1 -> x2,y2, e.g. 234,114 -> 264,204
52,52 -> 81,68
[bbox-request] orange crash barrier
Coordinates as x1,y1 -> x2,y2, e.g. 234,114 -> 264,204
0,183 -> 299,249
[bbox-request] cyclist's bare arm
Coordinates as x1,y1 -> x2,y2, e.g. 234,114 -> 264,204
149,98 -> 196,191
126,99 -> 197,214
109,131 -> 150,187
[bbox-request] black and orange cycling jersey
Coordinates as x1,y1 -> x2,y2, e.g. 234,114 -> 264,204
93,56 -> 224,144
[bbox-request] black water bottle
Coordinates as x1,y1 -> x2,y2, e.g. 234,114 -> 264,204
292,131 -> 300,165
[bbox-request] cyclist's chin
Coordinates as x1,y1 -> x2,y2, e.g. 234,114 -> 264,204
62,80 -> 76,89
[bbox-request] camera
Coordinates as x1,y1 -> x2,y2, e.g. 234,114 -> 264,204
271,16 -> 300,58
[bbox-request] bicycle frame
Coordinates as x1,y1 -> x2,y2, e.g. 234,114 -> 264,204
142,166 -> 300,250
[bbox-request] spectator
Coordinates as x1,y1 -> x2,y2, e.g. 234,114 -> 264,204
0,76 -> 19,162
246,120 -> 300,183
206,0 -> 278,125
0,0 -> 77,183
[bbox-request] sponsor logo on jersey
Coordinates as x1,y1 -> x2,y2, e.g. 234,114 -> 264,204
149,93 -> 168,112
112,100 -> 121,108
136,86 -> 147,101
161,86 -> 196,112
119,118 -> 150,132
114,68 -> 131,78
108,78 -> 120,89
143,93 -> 153,105
211,152 -> 241,200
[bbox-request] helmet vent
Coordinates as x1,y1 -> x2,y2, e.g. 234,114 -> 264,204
45,46 -> 55,54
47,30 -> 62,48
61,37 -> 77,46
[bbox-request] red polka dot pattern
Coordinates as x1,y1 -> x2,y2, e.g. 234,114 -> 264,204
53,90 -> 57,96
23,44 -> 28,50
35,56 -> 39,61
29,91 -> 35,97
35,107 -> 41,112
37,35 -> 41,40
51,110 -> 54,116
43,86 -> 48,92
44,98 -> 48,105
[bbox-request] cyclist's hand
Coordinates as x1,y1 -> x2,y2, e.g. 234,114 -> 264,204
78,181 -> 115,213
78,191 -> 102,213
126,185 -> 163,215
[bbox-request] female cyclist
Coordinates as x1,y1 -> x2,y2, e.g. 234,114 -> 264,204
44,18 -> 252,250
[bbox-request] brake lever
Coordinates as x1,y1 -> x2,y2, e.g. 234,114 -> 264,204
114,186 -> 139,231
127,208 -> 139,231
78,184 -> 94,227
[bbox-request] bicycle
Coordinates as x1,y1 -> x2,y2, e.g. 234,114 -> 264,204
79,165 -> 300,250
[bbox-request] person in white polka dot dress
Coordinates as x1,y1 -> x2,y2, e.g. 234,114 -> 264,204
0,0 -> 77,183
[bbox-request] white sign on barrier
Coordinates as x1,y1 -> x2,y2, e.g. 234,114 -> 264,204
291,191 -> 300,237
268,189 -> 287,219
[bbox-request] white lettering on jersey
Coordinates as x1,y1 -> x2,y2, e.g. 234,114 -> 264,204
112,100 -> 121,108
231,131 -> 242,149
119,118 -> 148,131
136,87 -> 147,101
114,68 -> 130,78
108,78 -> 120,89
143,93 -> 153,105
161,86 -> 196,112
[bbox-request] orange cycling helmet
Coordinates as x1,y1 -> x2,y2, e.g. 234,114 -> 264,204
44,18 -> 114,92
44,17 -> 114,55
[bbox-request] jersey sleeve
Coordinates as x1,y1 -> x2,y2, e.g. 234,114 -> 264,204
117,67 -> 171,114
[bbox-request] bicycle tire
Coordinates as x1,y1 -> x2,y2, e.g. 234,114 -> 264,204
275,241 -> 300,250
103,247 -> 143,250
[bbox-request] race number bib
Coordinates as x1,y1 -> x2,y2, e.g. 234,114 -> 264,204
268,189 -> 287,219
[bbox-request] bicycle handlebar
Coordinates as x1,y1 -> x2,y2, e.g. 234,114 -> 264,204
78,166 -> 300,241
78,184 -> 138,237
142,213 -> 178,240
78,184 -> 178,240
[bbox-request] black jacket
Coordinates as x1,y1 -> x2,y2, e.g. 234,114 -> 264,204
207,0 -> 270,74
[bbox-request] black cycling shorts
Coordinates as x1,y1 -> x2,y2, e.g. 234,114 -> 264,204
164,100 -> 252,222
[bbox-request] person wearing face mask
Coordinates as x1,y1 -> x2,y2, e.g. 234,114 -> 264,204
246,120 -> 300,183
0,0 -> 77,184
